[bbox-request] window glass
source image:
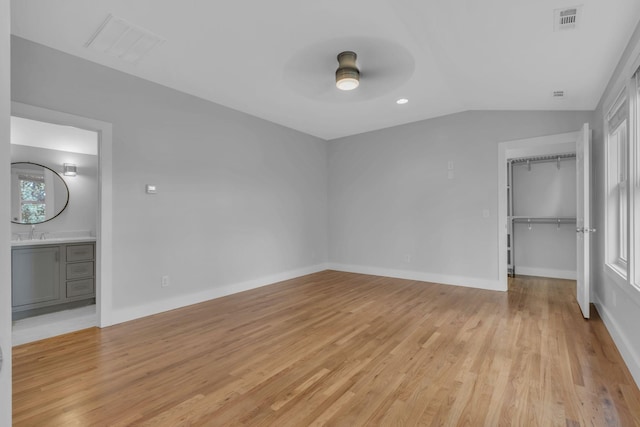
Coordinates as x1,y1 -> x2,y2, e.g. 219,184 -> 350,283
19,176 -> 46,223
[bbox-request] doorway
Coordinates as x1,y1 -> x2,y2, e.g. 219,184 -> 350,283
10,117 -> 98,342
497,130 -> 580,290
10,102 -> 113,343
498,125 -> 592,318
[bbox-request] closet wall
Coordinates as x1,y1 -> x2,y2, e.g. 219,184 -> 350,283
511,157 -> 577,279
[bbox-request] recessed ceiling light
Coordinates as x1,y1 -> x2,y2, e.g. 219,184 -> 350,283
396,98 -> 409,105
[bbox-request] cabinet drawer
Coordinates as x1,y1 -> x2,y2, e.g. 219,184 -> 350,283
66,261 -> 94,280
67,244 -> 94,262
66,279 -> 95,298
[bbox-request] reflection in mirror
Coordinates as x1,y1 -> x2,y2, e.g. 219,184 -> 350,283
10,162 -> 69,224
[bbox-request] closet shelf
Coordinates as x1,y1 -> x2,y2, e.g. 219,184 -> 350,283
510,216 -> 576,223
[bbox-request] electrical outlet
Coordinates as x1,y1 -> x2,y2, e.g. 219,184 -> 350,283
161,275 -> 170,288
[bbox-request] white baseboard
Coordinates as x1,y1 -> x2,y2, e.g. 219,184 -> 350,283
109,263 -> 330,326
513,266 -> 576,280
326,263 -> 504,292
594,296 -> 640,389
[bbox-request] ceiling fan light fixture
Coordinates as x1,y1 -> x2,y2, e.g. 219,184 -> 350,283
336,51 -> 360,91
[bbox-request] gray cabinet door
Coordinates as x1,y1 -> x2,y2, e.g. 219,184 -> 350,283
12,246 -> 60,307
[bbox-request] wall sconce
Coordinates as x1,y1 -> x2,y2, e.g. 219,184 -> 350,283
63,163 -> 77,177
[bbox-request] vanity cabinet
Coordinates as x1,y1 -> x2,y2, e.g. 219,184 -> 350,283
12,241 -> 95,317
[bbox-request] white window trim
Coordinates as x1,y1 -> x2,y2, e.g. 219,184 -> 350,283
604,87 -> 630,281
603,62 -> 640,298
631,71 -> 640,291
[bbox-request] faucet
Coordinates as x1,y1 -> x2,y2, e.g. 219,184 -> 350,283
28,225 -> 36,240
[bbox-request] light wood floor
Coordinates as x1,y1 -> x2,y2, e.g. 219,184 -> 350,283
13,271 -> 640,426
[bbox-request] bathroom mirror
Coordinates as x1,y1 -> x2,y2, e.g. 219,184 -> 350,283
10,162 -> 69,224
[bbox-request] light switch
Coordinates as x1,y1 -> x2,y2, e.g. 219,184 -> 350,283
447,161 -> 454,170
145,184 -> 157,194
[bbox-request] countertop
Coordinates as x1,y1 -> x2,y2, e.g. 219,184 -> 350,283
11,236 -> 96,247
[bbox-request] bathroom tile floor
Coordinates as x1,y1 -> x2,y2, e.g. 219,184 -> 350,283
12,305 -> 96,346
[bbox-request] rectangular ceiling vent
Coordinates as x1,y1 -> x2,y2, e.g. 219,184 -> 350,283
554,6 -> 582,31
85,14 -> 165,64
552,90 -> 566,98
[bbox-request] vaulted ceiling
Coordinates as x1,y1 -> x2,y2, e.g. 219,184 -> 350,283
10,0 -> 640,140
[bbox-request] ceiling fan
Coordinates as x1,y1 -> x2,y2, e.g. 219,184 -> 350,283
283,37 -> 415,102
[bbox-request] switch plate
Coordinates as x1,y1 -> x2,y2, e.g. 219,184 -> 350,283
161,275 -> 170,287
447,171 -> 455,180
447,161 -> 454,170
146,184 -> 157,194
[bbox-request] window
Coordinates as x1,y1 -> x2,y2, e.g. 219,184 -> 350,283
606,91 -> 629,277
18,173 -> 46,223
632,72 -> 640,290
610,68 -> 640,292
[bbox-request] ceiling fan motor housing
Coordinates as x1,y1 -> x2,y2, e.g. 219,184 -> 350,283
336,51 -> 360,90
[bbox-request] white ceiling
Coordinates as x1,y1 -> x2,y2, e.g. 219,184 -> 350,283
10,0 -> 640,140
11,116 -> 98,155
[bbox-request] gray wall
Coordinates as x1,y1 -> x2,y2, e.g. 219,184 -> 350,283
10,145 -> 98,237
591,18 -> 640,384
0,0 -> 10,423
11,37 -> 328,314
328,110 -> 591,286
512,159 -> 577,278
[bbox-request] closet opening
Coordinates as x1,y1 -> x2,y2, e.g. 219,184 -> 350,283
497,124 -> 592,318
507,153 -> 577,280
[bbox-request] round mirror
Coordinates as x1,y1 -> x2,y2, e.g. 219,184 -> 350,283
10,162 -> 69,225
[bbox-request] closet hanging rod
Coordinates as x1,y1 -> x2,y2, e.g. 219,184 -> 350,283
509,153 -> 576,165
510,216 -> 576,223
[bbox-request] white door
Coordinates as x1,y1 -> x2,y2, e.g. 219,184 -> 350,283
576,123 -> 592,318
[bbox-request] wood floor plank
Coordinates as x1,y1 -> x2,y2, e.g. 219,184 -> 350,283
12,271 -> 640,426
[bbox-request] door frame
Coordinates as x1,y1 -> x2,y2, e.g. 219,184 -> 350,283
497,131 -> 579,291
11,102 -> 113,327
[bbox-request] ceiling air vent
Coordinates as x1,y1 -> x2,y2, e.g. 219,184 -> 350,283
85,14 -> 165,64
554,6 -> 581,31
552,90 -> 566,99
